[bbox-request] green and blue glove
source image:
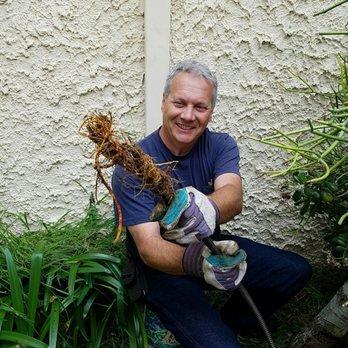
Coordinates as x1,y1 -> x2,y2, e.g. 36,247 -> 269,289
160,186 -> 219,245
183,240 -> 247,291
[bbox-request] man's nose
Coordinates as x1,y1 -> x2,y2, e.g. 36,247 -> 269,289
181,106 -> 195,121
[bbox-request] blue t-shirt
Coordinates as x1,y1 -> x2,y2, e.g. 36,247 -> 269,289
111,127 -> 240,227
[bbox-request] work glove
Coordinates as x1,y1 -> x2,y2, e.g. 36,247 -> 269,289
182,240 -> 247,291
160,186 -> 219,245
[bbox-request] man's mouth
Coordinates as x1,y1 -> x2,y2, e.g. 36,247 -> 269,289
176,123 -> 195,131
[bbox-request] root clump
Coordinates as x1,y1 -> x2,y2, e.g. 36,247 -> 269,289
80,112 -> 176,242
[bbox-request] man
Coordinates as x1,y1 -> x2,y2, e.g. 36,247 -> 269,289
112,60 -> 312,347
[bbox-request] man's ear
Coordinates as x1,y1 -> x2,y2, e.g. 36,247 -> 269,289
161,94 -> 166,111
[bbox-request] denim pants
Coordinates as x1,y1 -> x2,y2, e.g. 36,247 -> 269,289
139,234 -> 312,348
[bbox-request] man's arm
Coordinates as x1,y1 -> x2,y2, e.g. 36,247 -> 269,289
128,173 -> 242,274
209,173 -> 243,224
129,221 -> 186,275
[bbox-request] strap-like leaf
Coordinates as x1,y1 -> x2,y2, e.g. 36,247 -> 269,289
107,262 -> 122,279
76,285 -> 91,306
83,292 -> 98,319
0,331 -> 48,348
73,305 -> 89,342
68,253 -> 120,264
49,299 -> 60,348
43,269 -> 56,312
2,248 -> 26,334
93,310 -> 111,348
68,263 -> 79,295
92,274 -> 122,291
77,260 -> 112,274
28,252 -> 43,336
0,297 -> 12,331
38,314 -> 51,342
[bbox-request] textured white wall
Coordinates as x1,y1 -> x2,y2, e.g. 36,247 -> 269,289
0,0 -> 145,221
0,0 -> 346,261
170,0 -> 347,261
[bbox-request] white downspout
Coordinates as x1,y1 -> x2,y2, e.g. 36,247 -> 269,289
144,0 -> 171,135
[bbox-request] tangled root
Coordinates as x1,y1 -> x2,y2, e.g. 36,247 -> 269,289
80,112 -> 175,242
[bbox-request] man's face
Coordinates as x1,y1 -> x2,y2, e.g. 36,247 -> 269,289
160,72 -> 214,155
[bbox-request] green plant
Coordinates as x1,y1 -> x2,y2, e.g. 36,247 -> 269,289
251,2 -> 348,345
252,54 -> 348,259
0,202 -> 147,347
0,249 -> 56,347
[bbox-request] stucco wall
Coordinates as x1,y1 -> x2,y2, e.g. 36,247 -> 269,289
0,0 -> 145,221
170,0 -> 347,260
0,0 -> 346,261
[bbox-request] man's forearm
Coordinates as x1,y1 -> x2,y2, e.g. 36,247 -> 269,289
141,239 -> 186,275
209,174 -> 243,224
129,223 -> 186,275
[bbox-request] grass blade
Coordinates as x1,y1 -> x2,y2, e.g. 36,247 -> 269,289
28,252 -> 43,336
68,253 -> 120,264
61,284 -> 91,310
89,308 -> 97,346
76,284 -> 91,306
0,331 -> 48,348
83,291 -> 98,319
38,314 -> 51,342
0,303 -> 31,323
0,297 -> 11,331
107,262 -> 122,279
2,248 -> 26,334
92,274 -> 122,291
49,299 -> 60,348
68,263 -> 79,295
116,294 -> 126,327
133,303 -> 147,348
43,270 -> 56,312
77,260 -> 112,274
93,310 -> 111,348
73,305 -> 89,342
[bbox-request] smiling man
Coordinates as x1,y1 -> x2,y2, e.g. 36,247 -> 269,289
112,60 -> 312,347
160,70 -> 214,155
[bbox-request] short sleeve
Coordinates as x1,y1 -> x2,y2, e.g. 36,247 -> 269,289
213,134 -> 240,178
111,165 -> 157,227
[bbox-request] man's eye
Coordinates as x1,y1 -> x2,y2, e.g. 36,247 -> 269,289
196,106 -> 207,112
174,102 -> 184,107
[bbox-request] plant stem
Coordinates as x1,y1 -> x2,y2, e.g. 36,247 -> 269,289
328,155 -> 348,173
262,125 -> 327,141
269,153 -> 300,177
307,157 -> 330,183
314,0 -> 348,16
329,106 -> 348,113
338,211 -> 348,225
317,120 -> 348,133
310,131 -> 348,142
333,113 -> 348,118
319,32 -> 348,36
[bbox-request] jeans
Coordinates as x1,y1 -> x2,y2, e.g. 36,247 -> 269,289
139,234 -> 312,348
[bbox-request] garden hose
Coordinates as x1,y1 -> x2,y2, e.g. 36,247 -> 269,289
203,237 -> 276,348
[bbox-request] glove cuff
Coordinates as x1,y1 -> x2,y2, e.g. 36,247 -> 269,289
182,242 -> 205,277
208,198 -> 220,224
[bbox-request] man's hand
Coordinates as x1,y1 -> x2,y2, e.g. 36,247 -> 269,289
182,240 -> 247,291
160,187 -> 219,245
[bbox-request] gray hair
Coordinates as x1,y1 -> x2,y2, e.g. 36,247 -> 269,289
163,60 -> 218,108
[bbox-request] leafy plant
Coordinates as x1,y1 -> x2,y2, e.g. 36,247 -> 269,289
0,202 -> 147,347
252,54 -> 348,259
